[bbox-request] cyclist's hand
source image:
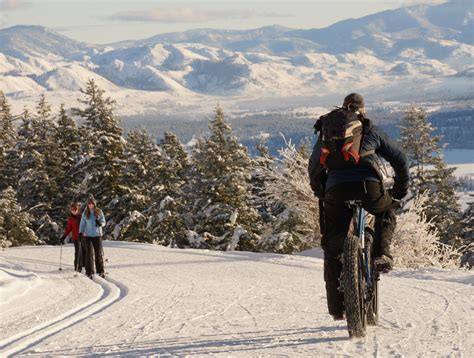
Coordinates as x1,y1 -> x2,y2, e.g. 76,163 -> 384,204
390,184 -> 407,200
313,185 -> 325,199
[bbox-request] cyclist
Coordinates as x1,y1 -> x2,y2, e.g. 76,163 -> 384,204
308,93 -> 409,320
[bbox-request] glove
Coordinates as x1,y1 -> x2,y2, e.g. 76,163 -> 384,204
390,184 -> 407,200
313,184 -> 325,199
95,219 -> 101,228
59,235 -> 66,244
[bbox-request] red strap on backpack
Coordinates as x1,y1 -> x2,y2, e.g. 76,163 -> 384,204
320,147 -> 331,165
342,141 -> 360,163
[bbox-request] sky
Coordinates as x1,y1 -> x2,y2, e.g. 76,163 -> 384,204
0,0 -> 447,44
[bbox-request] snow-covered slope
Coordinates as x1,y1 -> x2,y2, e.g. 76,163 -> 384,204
1,242 -> 472,356
0,0 -> 472,114
32,63 -> 119,92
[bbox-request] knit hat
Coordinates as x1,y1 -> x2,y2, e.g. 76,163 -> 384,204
87,194 -> 97,206
343,93 -> 365,111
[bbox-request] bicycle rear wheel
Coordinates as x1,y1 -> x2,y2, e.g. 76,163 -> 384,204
343,234 -> 367,338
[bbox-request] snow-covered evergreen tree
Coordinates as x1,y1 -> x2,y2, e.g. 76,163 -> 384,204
189,105 -> 259,251
461,196 -> 473,247
0,91 -> 17,191
113,128 -> 162,241
425,158 -> 463,245
145,132 -> 190,247
9,96 -> 63,243
399,106 -> 440,193
52,104 -> 83,225
72,79 -> 126,235
1,109 -> 31,191
0,187 -> 37,248
250,142 -> 275,225
55,104 -> 81,185
399,105 -> 463,244
259,140 -> 320,253
158,132 -> 190,199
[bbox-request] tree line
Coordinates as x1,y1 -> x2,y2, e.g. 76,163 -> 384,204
0,79 -> 318,253
0,80 -> 470,265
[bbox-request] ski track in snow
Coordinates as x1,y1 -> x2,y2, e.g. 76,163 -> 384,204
0,242 -> 472,357
0,263 -> 128,357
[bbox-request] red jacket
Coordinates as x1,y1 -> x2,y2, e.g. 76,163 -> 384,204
64,213 -> 82,241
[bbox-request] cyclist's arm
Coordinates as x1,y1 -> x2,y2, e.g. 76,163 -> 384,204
374,127 -> 410,194
308,136 -> 327,198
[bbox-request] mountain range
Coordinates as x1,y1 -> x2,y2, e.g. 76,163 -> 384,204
0,0 -> 472,115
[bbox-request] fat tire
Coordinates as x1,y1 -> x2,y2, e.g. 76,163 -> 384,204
343,234 -> 366,338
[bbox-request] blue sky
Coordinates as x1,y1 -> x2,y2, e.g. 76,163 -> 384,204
0,0 -> 445,43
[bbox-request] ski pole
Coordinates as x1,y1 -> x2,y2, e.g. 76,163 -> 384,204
76,239 -> 81,273
59,242 -> 63,271
101,239 -> 108,275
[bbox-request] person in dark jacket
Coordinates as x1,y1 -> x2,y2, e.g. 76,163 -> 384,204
308,93 -> 409,320
59,202 -> 85,272
79,195 -> 106,279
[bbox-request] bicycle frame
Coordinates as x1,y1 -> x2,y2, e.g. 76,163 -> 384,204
348,201 -> 373,291
343,200 -> 380,337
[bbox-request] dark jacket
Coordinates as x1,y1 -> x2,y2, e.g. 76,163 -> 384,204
308,123 -> 409,197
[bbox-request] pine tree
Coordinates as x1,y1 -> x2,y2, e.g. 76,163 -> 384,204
56,104 -> 81,172
158,132 -> 190,199
146,132 -> 190,247
14,95 -> 64,242
259,140 -> 320,253
1,109 -> 31,191
250,143 -> 273,212
424,157 -> 463,245
0,91 -> 15,151
399,106 -> 441,194
112,128 -> 163,241
0,187 -> 37,248
189,105 -> 259,250
73,79 -> 126,234
51,104 -> 84,227
461,197 -> 473,247
399,105 -> 463,244
0,91 -> 17,191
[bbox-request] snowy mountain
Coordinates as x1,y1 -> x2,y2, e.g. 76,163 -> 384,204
0,0 -> 473,114
1,242 -> 472,356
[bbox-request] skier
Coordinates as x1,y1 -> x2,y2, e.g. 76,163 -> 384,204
308,93 -> 409,320
79,195 -> 106,279
59,202 -> 85,272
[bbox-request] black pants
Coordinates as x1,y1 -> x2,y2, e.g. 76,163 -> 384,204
84,236 -> 104,276
73,238 -> 86,272
321,180 -> 396,315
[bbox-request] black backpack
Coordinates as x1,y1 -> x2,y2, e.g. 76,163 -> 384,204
315,107 -> 370,170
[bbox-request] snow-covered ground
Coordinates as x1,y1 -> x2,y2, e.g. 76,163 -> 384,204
1,242 -> 472,357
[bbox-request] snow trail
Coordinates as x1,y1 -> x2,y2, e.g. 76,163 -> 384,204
0,267 -> 127,357
0,242 -> 472,357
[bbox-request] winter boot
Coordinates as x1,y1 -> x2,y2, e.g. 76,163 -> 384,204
375,254 -> 393,273
324,253 -> 345,317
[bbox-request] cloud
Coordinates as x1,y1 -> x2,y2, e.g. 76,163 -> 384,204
399,0 -> 446,5
108,7 -> 290,23
0,0 -> 30,11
